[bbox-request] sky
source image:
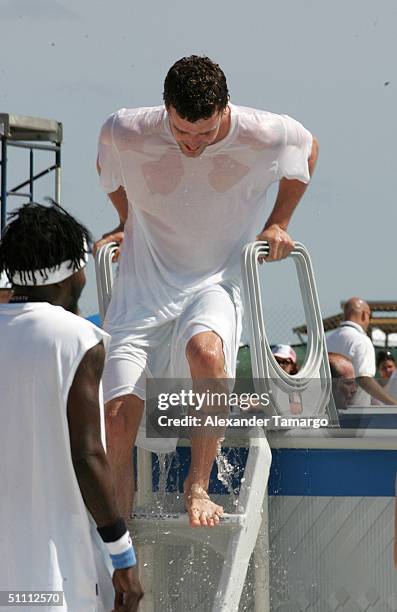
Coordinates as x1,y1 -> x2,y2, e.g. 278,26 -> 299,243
1,0 -> 396,342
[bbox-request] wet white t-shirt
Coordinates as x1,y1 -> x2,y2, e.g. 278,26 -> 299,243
97,104 -> 313,333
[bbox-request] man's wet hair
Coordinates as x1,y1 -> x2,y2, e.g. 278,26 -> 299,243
163,55 -> 229,122
0,201 -> 91,285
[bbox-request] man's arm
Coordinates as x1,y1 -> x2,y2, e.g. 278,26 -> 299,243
356,375 -> 397,405
93,159 -> 128,257
257,136 -> 319,261
67,342 -> 143,611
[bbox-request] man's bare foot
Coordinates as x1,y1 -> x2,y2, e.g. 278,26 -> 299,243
184,483 -> 224,527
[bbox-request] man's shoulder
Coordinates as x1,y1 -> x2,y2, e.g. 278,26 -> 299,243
233,104 -> 280,119
233,104 -> 285,125
30,304 -> 108,345
232,104 -> 287,147
53,307 -> 108,338
326,325 -> 355,347
342,323 -> 370,342
327,323 -> 372,351
111,105 -> 166,133
326,326 -> 344,346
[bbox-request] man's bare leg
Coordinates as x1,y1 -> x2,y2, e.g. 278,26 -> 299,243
184,331 -> 227,527
105,394 -> 144,519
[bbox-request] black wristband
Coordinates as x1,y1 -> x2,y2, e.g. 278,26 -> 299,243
97,517 -> 127,543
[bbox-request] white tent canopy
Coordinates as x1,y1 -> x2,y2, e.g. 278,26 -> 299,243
371,327 -> 397,347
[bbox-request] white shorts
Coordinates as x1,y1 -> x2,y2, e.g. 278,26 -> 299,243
103,283 -> 242,452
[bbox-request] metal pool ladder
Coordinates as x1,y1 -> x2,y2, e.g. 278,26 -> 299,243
241,241 -> 338,425
95,240 -> 335,611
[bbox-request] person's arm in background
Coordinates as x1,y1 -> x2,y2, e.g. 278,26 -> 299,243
257,135 -> 319,261
356,376 -> 397,405
354,341 -> 397,405
67,342 -> 143,611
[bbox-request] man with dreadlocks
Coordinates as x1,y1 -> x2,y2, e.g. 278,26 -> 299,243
0,203 -> 143,611
95,55 -> 318,527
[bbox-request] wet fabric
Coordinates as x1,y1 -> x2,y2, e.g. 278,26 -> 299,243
103,282 -> 242,452
97,103 -> 313,334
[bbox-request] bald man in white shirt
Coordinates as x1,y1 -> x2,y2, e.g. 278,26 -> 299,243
327,297 -> 397,406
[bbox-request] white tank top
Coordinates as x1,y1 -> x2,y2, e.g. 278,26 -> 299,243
0,302 -> 112,611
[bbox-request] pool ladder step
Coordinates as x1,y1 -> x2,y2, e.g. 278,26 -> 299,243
128,436 -> 272,612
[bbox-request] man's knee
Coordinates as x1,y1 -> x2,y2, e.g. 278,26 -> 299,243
186,332 -> 225,377
105,394 -> 144,443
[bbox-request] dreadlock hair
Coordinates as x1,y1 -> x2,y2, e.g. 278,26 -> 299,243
163,55 -> 229,122
0,201 -> 92,285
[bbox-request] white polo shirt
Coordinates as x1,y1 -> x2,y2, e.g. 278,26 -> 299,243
326,321 -> 376,406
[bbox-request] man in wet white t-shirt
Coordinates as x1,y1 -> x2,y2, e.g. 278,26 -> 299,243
95,55 -> 319,527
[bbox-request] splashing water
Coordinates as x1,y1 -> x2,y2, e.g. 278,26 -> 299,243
215,447 -> 241,508
135,447 -> 258,610
149,451 -> 178,514
157,452 -> 173,510
215,446 -> 248,509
